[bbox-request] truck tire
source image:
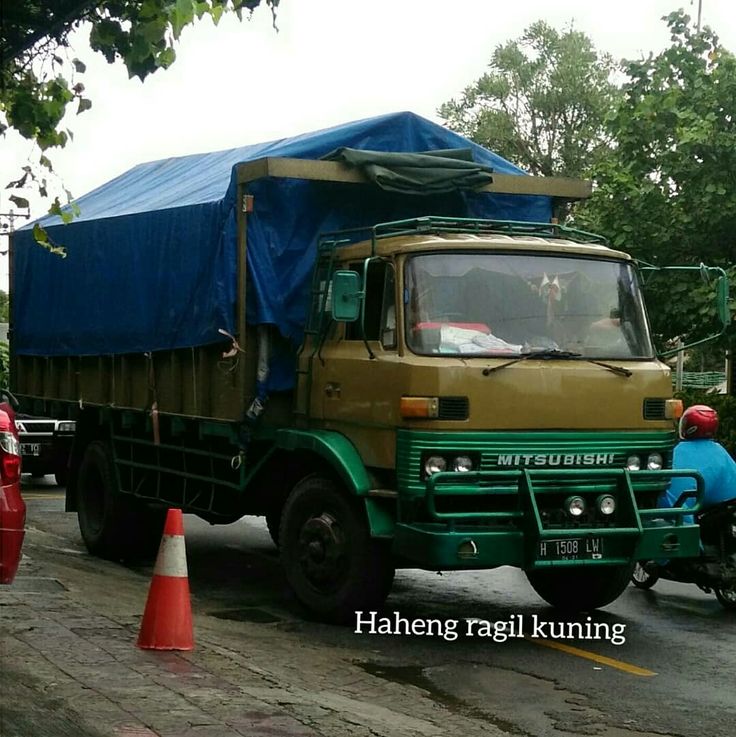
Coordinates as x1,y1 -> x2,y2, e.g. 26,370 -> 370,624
279,474 -> 394,623
526,563 -> 634,612
714,585 -> 736,611
630,561 -> 659,590
265,508 -> 282,547
77,441 -> 164,562
77,441 -> 128,559
54,466 -> 68,488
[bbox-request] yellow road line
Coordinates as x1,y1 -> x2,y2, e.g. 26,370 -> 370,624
527,637 -> 657,677
22,493 -> 65,500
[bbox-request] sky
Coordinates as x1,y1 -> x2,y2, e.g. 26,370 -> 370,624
1,0 -> 735,289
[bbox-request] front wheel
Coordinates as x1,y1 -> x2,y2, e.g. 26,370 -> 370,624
714,586 -> 736,611
631,561 -> 660,590
265,507 -> 282,548
280,475 -> 394,623
526,564 -> 635,612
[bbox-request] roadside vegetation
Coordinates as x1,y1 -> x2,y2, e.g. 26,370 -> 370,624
440,10 -> 735,435
1,1 -> 277,252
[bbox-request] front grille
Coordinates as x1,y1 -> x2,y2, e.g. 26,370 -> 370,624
17,421 -> 56,434
397,428 -> 676,498
438,396 -> 469,420
643,398 -> 666,420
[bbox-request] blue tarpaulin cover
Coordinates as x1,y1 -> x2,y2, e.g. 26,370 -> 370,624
13,111 -> 552,389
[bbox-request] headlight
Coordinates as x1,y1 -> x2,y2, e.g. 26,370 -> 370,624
597,494 -> 616,516
57,421 -> 76,433
452,455 -> 474,473
565,496 -> 586,517
626,455 -> 641,471
424,455 -> 447,476
647,452 -> 663,471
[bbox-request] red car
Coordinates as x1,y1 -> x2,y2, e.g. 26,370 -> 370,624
0,403 -> 25,584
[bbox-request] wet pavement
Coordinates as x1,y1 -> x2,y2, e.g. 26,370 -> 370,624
2,476 -> 735,736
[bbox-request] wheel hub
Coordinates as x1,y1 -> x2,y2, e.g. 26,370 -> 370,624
297,512 -> 347,588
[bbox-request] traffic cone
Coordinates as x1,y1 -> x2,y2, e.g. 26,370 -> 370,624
137,508 -> 194,650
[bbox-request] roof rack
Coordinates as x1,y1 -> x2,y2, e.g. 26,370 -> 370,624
317,216 -> 609,255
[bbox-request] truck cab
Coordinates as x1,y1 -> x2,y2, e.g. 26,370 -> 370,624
289,218 -> 700,613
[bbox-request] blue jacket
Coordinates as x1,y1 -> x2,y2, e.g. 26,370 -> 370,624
658,439 -> 736,514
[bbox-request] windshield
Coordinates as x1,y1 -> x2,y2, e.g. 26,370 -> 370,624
404,253 -> 654,359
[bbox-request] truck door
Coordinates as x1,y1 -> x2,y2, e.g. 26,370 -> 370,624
310,259 -> 399,469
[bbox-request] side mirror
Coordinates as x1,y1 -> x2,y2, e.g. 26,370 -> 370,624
0,389 -> 19,411
331,270 -> 362,322
640,263 -> 731,357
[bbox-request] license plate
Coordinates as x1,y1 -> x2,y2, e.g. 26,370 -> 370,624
20,443 -> 41,456
538,536 -> 603,561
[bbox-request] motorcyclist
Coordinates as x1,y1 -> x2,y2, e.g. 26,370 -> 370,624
658,404 -> 736,519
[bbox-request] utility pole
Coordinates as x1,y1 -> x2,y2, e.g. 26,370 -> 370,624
696,0 -> 703,32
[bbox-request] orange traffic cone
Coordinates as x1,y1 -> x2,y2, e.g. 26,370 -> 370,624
137,508 -> 194,650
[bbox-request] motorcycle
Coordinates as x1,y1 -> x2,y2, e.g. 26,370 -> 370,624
631,497 -> 736,610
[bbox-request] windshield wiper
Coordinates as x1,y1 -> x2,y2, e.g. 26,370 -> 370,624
482,349 -> 632,378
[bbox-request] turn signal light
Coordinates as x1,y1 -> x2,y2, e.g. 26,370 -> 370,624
665,399 -> 684,420
400,396 -> 439,419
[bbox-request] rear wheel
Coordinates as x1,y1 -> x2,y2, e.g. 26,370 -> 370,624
631,561 -> 660,590
526,564 -> 635,612
77,441 -> 164,562
280,475 -> 394,623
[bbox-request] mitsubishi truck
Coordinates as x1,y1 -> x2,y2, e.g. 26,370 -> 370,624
9,112 -> 729,621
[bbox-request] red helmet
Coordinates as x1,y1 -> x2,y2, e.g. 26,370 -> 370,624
679,404 -> 719,440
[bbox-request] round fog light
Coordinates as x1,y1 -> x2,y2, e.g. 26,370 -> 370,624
452,455 -> 474,473
598,494 -> 616,516
626,455 -> 641,471
457,539 -> 478,560
565,495 -> 586,517
647,452 -> 663,471
424,455 -> 447,476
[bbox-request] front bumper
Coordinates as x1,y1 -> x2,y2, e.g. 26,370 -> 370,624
393,468 -> 703,570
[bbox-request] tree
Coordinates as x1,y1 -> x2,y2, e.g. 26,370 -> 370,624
578,11 -> 736,346
1,1 -> 277,222
0,290 -> 8,322
438,21 -> 619,178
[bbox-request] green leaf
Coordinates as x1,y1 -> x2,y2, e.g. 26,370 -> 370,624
50,197 -> 75,224
32,223 -> 68,258
77,98 -> 92,114
156,47 -> 176,68
72,58 -> 86,74
33,223 -> 49,245
9,195 -> 29,209
170,0 -> 195,40
211,3 -> 224,24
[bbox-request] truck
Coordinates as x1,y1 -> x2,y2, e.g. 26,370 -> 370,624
10,112 -> 728,622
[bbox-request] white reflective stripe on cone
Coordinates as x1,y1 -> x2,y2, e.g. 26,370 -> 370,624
153,535 -> 189,578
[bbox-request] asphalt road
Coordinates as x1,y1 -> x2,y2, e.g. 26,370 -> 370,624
7,475 -> 736,737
